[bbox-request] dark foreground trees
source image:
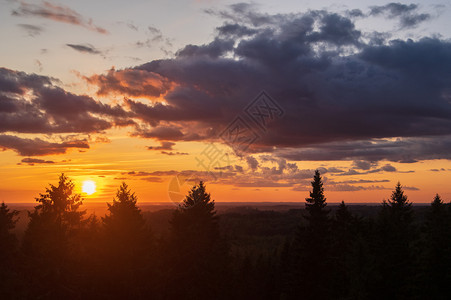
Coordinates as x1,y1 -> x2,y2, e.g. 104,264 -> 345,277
163,181 -> 229,300
0,202 -> 19,258
373,182 -> 416,298
0,202 -> 20,298
101,182 -> 152,298
1,172 -> 451,299
419,194 -> 451,298
22,173 -> 86,298
288,169 -> 332,299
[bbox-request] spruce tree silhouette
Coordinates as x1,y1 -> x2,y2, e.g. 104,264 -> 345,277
0,202 -> 20,298
375,182 -> 415,299
330,201 -> 354,298
22,173 -> 86,298
103,182 -> 146,246
305,170 -> 329,222
0,202 -> 19,253
102,182 -> 150,298
165,181 -> 228,300
289,170 -> 331,300
420,194 -> 451,298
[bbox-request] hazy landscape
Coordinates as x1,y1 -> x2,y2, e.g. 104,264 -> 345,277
2,0 -> 451,299
1,173 -> 450,299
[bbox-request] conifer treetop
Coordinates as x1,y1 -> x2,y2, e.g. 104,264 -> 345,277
305,170 -> 327,211
388,182 -> 412,209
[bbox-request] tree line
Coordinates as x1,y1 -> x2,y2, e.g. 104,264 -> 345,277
1,171 -> 450,299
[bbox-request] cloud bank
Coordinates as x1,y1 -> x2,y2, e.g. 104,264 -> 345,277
83,4 -> 451,163
3,3 -> 451,169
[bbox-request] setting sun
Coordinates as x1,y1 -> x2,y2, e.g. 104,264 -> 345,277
82,180 -> 96,195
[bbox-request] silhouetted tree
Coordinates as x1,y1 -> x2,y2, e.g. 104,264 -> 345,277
419,194 -> 451,298
0,202 -> 21,298
289,170 -> 331,299
73,214 -> 105,298
0,202 -> 19,254
165,181 -> 229,300
329,201 -> 354,298
374,182 -> 416,299
278,236 -> 293,297
103,182 -> 147,245
22,173 -> 86,298
101,182 -> 151,298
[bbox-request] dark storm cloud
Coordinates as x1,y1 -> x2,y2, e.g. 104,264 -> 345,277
177,38 -> 235,58
132,125 -> 185,140
0,67 -> 129,135
369,3 -> 431,28
85,68 -> 172,98
307,13 -> 361,46
66,44 -> 102,55
0,68 -> 132,156
276,136 -> 451,163
80,5 -> 451,163
216,23 -> 257,37
12,1 -> 108,34
0,134 -> 89,156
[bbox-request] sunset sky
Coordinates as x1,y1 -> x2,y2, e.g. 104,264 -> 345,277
1,0 -> 451,204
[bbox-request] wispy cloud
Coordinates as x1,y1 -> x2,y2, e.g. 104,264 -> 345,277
66,43 -> 102,55
19,157 -> 55,165
369,3 -> 431,28
160,151 -> 189,156
147,141 -> 188,155
12,1 -> 108,34
17,23 -> 43,36
147,141 -> 175,151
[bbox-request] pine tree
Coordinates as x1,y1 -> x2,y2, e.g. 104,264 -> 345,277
103,182 -> 146,246
330,201 -> 354,298
165,181 -> 228,300
374,182 -> 415,299
170,181 -> 219,244
0,202 -> 19,253
305,170 -> 329,226
385,181 -> 413,223
22,173 -> 86,298
0,202 -> 20,298
101,182 -> 150,297
420,194 -> 451,298
289,170 -> 331,299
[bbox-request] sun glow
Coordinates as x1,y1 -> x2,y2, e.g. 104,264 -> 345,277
82,180 -> 96,195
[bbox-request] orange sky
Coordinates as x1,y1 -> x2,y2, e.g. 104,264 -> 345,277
1,132 -> 450,204
1,1 -> 451,205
